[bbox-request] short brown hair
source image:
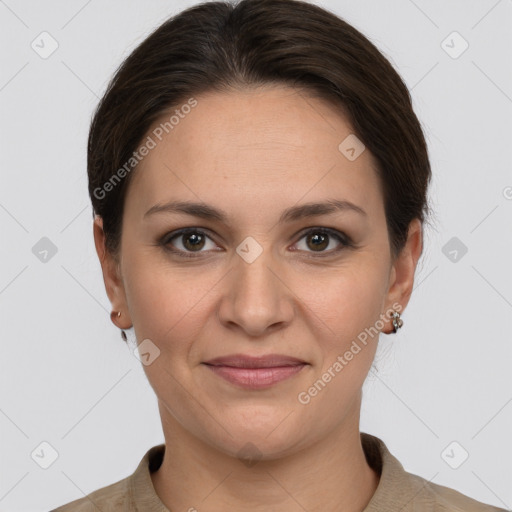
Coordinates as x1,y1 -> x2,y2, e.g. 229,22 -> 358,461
88,0 -> 432,260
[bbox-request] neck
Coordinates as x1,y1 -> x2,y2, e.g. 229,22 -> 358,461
151,397 -> 379,512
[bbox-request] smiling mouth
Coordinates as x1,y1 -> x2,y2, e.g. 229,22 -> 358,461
202,354 -> 308,389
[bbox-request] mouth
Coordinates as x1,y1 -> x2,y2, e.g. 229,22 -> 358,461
202,354 -> 308,389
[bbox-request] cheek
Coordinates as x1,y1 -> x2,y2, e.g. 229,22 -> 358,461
298,261 -> 388,339
297,271 -> 384,419
295,258 -> 389,397
123,254 -> 216,355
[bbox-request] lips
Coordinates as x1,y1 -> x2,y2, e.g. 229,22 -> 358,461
202,354 -> 308,389
203,354 -> 307,368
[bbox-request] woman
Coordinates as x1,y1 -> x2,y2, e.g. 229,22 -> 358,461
53,0 -> 506,510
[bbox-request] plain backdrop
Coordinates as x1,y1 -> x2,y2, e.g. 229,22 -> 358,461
0,1 -> 511,510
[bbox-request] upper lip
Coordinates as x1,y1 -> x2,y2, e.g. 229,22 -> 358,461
203,354 -> 307,368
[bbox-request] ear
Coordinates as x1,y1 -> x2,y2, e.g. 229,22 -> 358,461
382,218 -> 423,333
93,215 -> 132,329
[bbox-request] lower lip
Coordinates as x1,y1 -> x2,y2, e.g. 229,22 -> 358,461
203,364 -> 307,389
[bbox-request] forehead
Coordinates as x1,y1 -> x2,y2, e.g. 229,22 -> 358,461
128,85 -> 383,219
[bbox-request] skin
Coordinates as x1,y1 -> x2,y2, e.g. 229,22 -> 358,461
94,85 -> 422,512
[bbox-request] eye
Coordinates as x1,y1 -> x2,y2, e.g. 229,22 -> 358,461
161,228 -> 218,257
293,228 -> 351,255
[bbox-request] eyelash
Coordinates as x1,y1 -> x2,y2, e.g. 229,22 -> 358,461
158,227 -> 354,259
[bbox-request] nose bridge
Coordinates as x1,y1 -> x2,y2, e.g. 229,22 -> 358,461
218,238 -> 294,335
234,241 -> 281,310
237,246 -> 278,298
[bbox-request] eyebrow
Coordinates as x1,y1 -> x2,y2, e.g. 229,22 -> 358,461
144,199 -> 367,224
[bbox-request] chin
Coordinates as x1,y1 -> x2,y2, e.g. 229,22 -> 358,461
213,433 -> 302,463
199,412 -> 310,462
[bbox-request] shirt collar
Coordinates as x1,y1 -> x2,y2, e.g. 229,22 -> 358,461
129,432 -> 423,511
130,443 -> 169,511
360,432 -> 431,511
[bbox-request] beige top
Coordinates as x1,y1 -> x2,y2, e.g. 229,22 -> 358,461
52,433 -> 507,511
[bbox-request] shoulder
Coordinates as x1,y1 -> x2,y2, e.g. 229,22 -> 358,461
50,475 -> 130,511
361,433 -> 508,512
407,471 -> 508,512
50,443 -> 166,511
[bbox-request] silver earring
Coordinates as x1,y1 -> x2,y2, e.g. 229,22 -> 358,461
391,311 -> 403,333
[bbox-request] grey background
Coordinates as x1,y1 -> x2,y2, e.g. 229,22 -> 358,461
0,0 -> 511,510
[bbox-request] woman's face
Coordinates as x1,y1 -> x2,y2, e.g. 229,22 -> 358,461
96,85 -> 421,459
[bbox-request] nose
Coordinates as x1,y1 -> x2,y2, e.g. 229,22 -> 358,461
216,247 -> 295,338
